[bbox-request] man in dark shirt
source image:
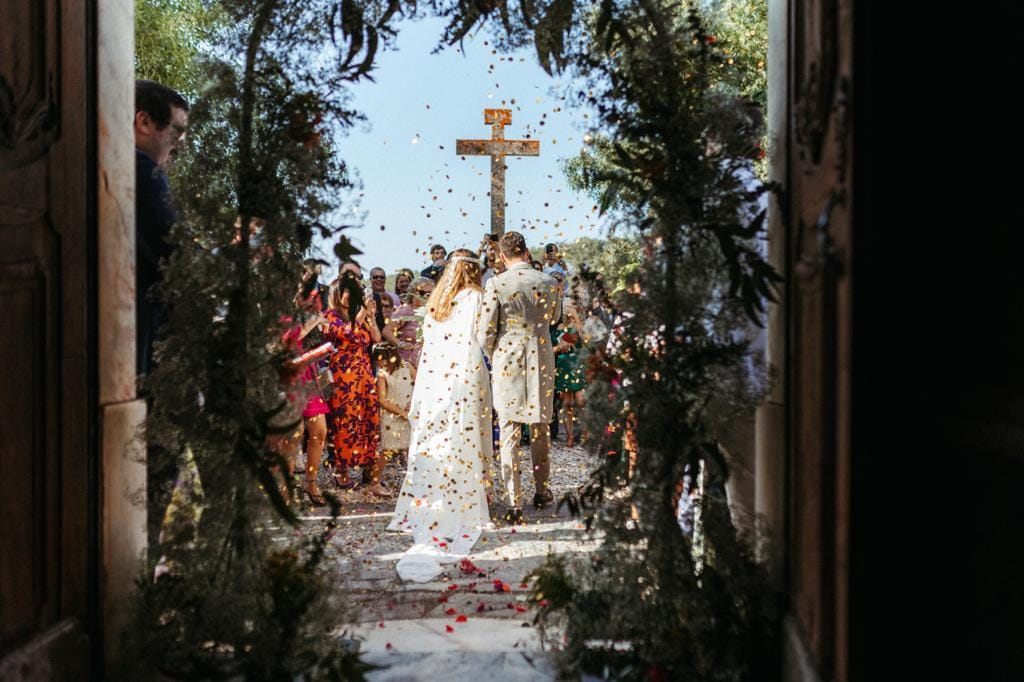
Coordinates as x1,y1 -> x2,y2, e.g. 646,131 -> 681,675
420,243 -> 447,281
135,80 -> 189,378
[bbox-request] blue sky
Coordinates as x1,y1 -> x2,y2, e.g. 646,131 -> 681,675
313,15 -> 605,275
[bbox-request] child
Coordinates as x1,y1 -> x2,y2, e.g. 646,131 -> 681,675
373,342 -> 416,469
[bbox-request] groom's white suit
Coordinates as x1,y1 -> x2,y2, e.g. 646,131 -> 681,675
477,261 -> 562,508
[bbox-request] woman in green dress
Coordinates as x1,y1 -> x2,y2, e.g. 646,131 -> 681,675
551,302 -> 588,447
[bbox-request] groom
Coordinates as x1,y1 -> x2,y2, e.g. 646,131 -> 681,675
478,231 -> 562,523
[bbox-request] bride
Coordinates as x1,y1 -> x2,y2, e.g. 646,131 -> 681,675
387,248 -> 494,582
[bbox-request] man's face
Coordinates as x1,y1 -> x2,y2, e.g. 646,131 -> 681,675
431,247 -> 446,263
370,269 -> 386,292
136,105 -> 188,168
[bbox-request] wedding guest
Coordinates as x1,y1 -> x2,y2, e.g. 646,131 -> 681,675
420,244 -> 447,281
543,243 -> 573,294
378,290 -> 395,323
370,266 -> 400,307
135,79 -> 189,550
339,260 -> 361,278
394,268 -> 415,298
386,276 -> 433,367
478,234 -> 501,287
552,302 -> 588,447
373,342 -> 416,469
273,277 -> 331,506
322,275 -> 387,496
135,79 -> 189,378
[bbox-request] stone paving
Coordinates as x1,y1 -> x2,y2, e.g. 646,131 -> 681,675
287,438 -> 599,680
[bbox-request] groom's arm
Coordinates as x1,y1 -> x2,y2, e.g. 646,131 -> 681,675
477,278 -> 501,359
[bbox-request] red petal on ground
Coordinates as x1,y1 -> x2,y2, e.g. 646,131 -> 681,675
447,584 -> 459,591
445,608 -> 457,615
445,625 -> 454,633
519,583 -> 529,589
438,595 -> 448,603
378,622 -> 385,628
455,614 -> 468,623
476,602 -> 486,612
515,605 -> 527,613
385,642 -> 392,650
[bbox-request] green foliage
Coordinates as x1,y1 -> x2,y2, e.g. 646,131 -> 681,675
704,0 -> 769,109
126,1 -> 414,678
557,235 -> 644,297
135,0 -> 225,98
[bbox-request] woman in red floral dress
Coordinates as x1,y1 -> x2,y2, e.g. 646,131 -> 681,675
322,274 -> 386,495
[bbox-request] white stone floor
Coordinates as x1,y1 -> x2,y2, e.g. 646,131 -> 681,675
290,439 -> 597,679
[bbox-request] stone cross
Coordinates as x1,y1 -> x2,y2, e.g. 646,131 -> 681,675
456,109 -> 540,236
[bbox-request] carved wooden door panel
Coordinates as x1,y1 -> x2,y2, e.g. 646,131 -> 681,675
0,0 -> 95,676
787,0 -> 853,678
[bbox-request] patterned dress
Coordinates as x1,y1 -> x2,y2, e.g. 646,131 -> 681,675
323,309 -> 380,467
378,362 -> 414,452
552,326 -> 587,392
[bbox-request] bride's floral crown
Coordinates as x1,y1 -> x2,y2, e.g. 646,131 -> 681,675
448,255 -> 481,265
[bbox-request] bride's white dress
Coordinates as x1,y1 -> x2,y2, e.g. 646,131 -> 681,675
387,288 -> 494,582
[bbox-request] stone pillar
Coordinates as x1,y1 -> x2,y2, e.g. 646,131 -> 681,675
754,0 -> 788,576
97,0 -> 145,666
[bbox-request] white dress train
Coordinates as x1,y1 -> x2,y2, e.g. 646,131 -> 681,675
387,288 -> 494,582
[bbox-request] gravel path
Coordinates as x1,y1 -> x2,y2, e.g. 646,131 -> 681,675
270,437 -> 601,677
282,437 -> 600,624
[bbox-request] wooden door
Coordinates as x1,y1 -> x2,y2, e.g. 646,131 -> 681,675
786,0 -> 853,678
0,0 -> 96,676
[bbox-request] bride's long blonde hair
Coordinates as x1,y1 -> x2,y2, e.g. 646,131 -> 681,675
425,247 -> 482,322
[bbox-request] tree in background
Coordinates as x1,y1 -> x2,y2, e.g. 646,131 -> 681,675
557,235 -> 643,297
704,0 -> 768,109
135,0 -> 225,98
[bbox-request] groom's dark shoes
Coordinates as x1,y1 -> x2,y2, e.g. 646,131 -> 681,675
504,507 -> 524,525
533,490 -> 554,510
